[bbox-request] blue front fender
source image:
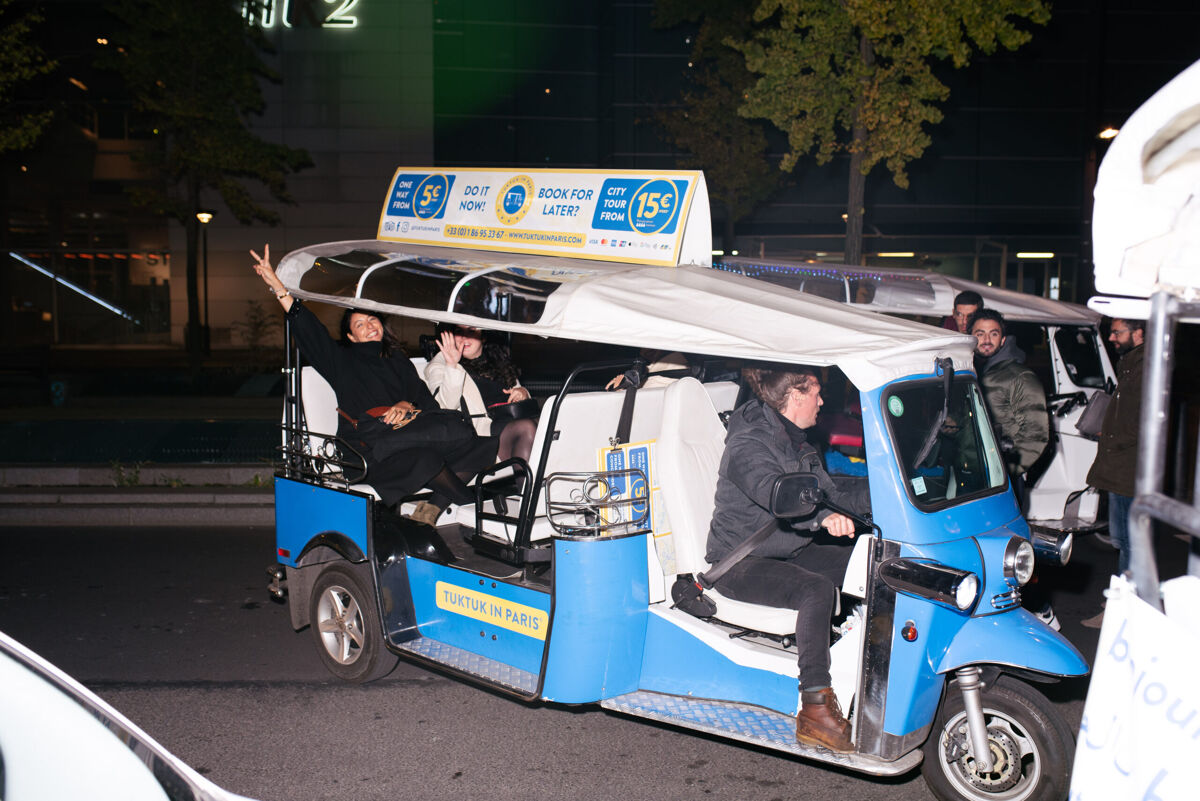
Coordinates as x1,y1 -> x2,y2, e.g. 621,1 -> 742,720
937,608 -> 1090,678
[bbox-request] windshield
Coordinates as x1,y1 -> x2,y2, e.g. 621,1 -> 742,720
884,377 -> 1006,510
1053,326 -> 1107,388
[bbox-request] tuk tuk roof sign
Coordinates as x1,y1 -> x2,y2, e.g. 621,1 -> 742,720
375,168 -> 712,268
275,240 -> 975,391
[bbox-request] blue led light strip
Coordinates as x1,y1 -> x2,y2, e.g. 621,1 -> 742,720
9,251 -> 141,324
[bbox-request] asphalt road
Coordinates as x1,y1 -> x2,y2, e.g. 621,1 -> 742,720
0,525 -> 1138,801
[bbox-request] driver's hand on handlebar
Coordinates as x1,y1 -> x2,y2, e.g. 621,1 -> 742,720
822,512 -> 856,538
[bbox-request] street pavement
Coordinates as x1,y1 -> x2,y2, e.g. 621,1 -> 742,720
0,524 -> 1165,801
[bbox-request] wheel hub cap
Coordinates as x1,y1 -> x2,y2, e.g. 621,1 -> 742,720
954,726 -> 1022,792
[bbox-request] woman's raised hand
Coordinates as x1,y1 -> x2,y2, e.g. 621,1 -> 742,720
250,245 -> 294,310
438,330 -> 464,367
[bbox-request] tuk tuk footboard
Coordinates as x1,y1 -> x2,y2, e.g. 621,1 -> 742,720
601,691 -> 922,776
391,635 -> 539,695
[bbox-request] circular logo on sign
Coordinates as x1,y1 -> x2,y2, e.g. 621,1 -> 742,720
887,396 -> 905,417
413,174 -> 450,220
628,179 -> 679,235
496,175 -> 535,225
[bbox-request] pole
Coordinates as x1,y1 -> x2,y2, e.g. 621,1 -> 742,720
202,223 -> 210,354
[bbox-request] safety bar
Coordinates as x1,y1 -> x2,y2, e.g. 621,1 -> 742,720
1128,291 -> 1200,608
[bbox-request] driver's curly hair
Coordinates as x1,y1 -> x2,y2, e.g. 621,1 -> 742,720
744,365 -> 818,413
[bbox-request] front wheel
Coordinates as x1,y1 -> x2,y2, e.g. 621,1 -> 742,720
308,563 -> 398,683
922,675 -> 1075,801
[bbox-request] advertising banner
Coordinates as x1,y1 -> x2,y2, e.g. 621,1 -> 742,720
376,168 -> 711,266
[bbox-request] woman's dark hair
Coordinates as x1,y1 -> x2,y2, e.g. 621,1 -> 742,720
340,308 -> 397,356
437,322 -> 520,387
744,365 -> 818,413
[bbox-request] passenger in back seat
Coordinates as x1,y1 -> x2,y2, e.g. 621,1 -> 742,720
707,366 -> 870,754
425,323 -> 536,465
252,246 -> 496,526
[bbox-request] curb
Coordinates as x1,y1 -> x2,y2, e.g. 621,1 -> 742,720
0,476 -> 275,528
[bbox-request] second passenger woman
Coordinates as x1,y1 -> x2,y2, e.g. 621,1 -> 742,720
424,324 -> 537,465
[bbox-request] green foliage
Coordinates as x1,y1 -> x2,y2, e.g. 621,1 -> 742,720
733,0 -> 1050,187
0,0 -> 55,153
654,67 -> 781,234
103,0 -> 311,225
111,461 -> 143,487
230,299 -> 282,350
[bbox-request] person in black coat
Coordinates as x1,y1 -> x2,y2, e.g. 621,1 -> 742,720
251,245 -> 496,525
707,365 -> 869,754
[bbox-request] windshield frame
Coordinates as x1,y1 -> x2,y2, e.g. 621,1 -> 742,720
881,374 -> 1009,513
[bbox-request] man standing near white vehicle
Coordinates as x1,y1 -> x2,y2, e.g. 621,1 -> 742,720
1085,319 -> 1145,582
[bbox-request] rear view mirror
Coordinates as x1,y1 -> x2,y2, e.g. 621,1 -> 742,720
770,473 -> 824,518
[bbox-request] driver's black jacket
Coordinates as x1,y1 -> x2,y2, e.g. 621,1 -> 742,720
706,399 -> 869,564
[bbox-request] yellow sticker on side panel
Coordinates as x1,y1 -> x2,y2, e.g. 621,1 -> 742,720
434,581 -> 548,640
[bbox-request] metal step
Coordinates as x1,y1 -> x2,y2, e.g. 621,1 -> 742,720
601,690 -> 922,776
391,635 -> 538,694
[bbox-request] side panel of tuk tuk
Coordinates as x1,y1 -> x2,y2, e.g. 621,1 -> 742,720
540,531 -> 650,703
275,476 -> 370,566
405,559 -> 551,676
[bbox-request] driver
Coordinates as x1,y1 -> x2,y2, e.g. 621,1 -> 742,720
707,366 -> 869,753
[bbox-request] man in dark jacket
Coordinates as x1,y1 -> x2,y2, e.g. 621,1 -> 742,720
969,310 -> 1050,489
1086,318 -> 1145,577
707,366 -> 869,753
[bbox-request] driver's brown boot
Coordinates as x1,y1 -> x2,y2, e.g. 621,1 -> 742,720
795,687 -> 853,752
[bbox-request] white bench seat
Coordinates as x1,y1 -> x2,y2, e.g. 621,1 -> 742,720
656,378 -> 800,637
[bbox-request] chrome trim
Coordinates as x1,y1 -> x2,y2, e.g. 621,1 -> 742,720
878,558 -> 979,612
990,588 -> 1021,610
856,538 -> 901,759
956,666 -> 994,772
1002,537 -> 1035,585
1031,529 -> 1073,566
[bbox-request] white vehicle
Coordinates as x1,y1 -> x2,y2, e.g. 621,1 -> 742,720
0,630 -> 257,801
713,258 -> 1116,535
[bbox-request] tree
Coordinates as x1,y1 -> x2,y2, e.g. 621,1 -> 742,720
732,0 -> 1050,264
0,0 -> 55,154
653,0 -> 781,254
106,0 -> 311,357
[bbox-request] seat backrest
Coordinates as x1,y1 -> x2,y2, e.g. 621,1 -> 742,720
656,377 -> 729,578
300,365 -> 338,437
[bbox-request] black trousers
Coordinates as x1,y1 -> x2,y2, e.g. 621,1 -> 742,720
714,537 -> 855,690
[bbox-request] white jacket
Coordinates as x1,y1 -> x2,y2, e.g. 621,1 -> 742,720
423,351 -> 524,437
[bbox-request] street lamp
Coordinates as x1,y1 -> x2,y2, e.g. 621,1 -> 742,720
196,211 -> 214,353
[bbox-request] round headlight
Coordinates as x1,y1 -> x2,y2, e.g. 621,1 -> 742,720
954,573 -> 980,611
1005,538 -> 1036,585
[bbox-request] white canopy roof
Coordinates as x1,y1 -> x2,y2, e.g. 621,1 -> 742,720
276,239 -> 974,391
1091,58 -> 1200,319
715,258 -> 1099,326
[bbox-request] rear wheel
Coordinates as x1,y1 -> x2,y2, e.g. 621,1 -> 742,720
308,564 -> 398,683
922,676 -> 1074,801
